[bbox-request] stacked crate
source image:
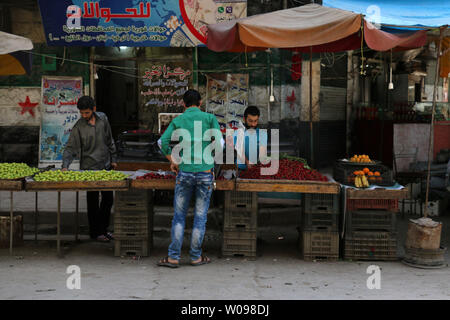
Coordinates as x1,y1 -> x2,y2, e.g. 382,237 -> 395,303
299,193 -> 340,261
344,198 -> 398,261
222,191 -> 258,258
0,215 -> 23,248
114,189 -> 153,257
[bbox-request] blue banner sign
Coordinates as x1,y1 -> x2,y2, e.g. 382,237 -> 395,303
37,0 -> 247,47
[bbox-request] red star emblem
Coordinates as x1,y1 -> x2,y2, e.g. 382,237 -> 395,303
18,96 -> 39,117
286,90 -> 296,111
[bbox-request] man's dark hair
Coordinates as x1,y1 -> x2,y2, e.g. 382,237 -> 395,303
77,96 -> 95,110
244,106 -> 260,118
183,89 -> 201,108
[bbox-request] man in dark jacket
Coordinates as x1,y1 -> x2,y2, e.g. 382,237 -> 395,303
62,96 -> 118,242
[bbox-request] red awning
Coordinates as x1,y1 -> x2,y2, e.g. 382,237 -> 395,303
364,21 -> 428,51
206,4 -> 362,52
206,4 -> 429,54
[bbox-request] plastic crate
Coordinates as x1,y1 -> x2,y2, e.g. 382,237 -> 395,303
333,162 -> 394,186
344,231 -> 397,261
302,193 -> 340,214
115,190 -> 152,209
347,199 -> 398,212
224,208 -> 257,230
224,191 -> 258,212
346,210 -> 397,233
301,211 -> 339,232
114,237 -> 150,257
114,216 -> 150,237
0,215 -> 23,248
115,189 -> 151,203
299,230 -> 339,261
222,229 -> 257,258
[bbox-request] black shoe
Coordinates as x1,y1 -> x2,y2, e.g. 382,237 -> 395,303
105,232 -> 114,240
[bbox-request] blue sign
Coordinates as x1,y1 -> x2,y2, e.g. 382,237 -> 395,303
37,0 -> 217,47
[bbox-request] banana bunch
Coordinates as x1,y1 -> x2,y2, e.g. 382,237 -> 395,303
354,174 -> 369,188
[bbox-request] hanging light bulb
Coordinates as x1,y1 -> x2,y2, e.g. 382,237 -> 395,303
389,49 -> 394,90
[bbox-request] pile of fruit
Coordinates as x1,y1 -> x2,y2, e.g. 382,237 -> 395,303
0,163 -> 39,180
136,172 -> 175,180
353,168 -> 382,188
33,170 -> 128,182
239,159 -> 328,181
350,154 -> 373,163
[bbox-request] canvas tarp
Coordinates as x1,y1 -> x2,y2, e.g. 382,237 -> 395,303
207,4 -> 362,52
207,4 -> 428,53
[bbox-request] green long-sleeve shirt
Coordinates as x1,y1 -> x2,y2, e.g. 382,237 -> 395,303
62,112 -> 117,170
159,107 -> 222,172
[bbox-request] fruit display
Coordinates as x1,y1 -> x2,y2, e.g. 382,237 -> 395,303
353,167 -> 382,188
279,154 -> 310,169
349,154 -> 373,163
239,159 -> 328,181
0,162 -> 39,180
33,170 -> 128,182
136,172 -> 175,180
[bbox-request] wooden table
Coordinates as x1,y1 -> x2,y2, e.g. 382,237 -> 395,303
25,179 -> 129,257
236,179 -> 341,194
130,179 -> 234,191
0,180 -> 23,255
346,187 -> 409,200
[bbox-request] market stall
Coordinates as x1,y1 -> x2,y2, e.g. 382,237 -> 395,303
24,170 -> 129,257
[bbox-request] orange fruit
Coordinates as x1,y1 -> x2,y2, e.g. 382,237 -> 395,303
363,168 -> 370,174
368,171 -> 374,176
353,171 -> 359,176
374,171 -> 380,176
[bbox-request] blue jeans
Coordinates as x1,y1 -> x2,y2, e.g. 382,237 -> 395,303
168,170 -> 214,261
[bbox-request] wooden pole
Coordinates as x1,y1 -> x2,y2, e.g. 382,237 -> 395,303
90,47 -> 95,99
9,191 -> 13,255
424,26 -> 445,217
35,192 -> 38,242
57,191 -> 61,257
75,191 -> 79,242
309,46 -> 314,168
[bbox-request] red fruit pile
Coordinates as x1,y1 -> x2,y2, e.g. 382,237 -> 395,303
238,159 -> 328,181
136,172 -> 175,180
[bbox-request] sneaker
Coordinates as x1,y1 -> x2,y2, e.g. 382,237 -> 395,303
96,234 -> 110,242
105,232 -> 114,240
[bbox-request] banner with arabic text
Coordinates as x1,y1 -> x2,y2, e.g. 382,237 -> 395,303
39,76 -> 83,162
38,0 -> 247,47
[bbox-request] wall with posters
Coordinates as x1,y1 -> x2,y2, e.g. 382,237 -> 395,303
39,76 -> 84,163
206,73 -> 249,132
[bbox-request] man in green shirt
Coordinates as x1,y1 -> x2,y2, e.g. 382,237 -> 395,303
157,89 -> 223,268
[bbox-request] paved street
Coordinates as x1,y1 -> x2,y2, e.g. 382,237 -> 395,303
1,205 -> 449,300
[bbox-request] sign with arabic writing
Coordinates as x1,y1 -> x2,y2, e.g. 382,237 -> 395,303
39,76 -> 83,162
139,60 -> 192,132
37,0 -> 247,47
206,73 -> 248,134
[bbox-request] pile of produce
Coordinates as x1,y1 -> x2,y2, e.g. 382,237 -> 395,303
349,154 -> 373,163
136,172 -> 175,180
0,163 -> 39,180
33,170 -> 128,182
353,168 -> 382,188
239,159 -> 328,181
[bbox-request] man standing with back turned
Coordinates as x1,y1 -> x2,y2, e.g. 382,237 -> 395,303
157,89 -> 222,268
62,96 -> 118,243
